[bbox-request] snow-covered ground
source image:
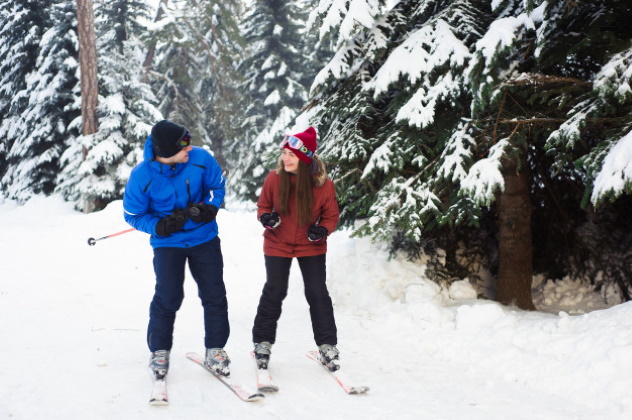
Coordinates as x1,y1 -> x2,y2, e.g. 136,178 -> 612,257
1,196 -> 630,419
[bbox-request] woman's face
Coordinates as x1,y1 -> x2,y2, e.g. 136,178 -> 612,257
281,148 -> 300,174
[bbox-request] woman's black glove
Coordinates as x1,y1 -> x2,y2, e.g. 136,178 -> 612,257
187,203 -> 218,223
260,212 -> 281,229
155,209 -> 188,237
307,225 -> 328,242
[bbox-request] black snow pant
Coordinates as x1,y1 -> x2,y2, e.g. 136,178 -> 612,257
148,236 -> 229,352
252,254 -> 337,346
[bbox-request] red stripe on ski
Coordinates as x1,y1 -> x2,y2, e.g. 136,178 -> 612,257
306,350 -> 370,395
187,352 -> 265,402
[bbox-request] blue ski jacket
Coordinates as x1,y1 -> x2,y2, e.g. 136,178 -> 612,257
123,136 -> 225,248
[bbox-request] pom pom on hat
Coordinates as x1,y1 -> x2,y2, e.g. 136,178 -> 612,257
283,126 -> 317,165
151,120 -> 187,158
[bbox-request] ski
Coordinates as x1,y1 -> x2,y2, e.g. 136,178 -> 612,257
148,372 -> 168,406
306,350 -> 370,395
186,352 -> 265,402
250,351 -> 279,392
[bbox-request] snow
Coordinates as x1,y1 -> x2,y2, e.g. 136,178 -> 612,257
1,195 -> 631,419
361,139 -> 395,179
591,129 -> 632,204
366,20 -> 470,96
438,123 -> 476,182
263,90 -> 280,106
474,4 -> 545,66
308,0 -> 382,49
593,46 -> 632,102
396,86 -> 437,128
460,139 -> 508,206
310,41 -> 355,91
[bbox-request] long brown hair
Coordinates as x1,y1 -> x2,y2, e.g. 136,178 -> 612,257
277,161 -> 314,225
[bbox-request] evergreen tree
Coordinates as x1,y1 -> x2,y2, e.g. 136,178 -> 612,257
1,1 -> 80,202
149,0 -> 244,169
146,0 -> 202,130
309,0 -> 481,239
194,0 -> 244,169
57,0 -> 162,211
228,0 -> 312,201
0,0 -> 53,193
462,0 -> 632,304
304,0 -> 632,306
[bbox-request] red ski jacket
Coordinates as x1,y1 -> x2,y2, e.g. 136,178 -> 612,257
257,157 -> 339,258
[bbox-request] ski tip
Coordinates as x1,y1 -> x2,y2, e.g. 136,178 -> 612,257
247,392 -> 266,402
349,386 -> 370,395
149,398 -> 169,406
258,385 -> 279,393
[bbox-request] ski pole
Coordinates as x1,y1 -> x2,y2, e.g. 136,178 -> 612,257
87,228 -> 136,246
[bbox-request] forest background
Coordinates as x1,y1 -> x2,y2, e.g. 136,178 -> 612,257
1,0 -> 632,310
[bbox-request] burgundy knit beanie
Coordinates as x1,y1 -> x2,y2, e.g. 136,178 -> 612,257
283,127 -> 317,165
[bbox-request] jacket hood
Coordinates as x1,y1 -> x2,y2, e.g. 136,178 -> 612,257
275,154 -> 328,187
143,136 -> 157,161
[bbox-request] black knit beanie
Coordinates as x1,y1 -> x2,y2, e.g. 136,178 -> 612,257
151,120 -> 187,158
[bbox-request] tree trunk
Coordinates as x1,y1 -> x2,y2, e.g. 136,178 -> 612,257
76,0 -> 99,213
143,0 -> 169,81
76,0 -> 98,137
496,154 -> 536,310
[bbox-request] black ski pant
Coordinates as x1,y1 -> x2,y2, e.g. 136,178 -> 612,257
148,236 -> 229,352
252,254 -> 337,346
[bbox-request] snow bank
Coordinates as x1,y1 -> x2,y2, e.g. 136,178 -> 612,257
327,228 -> 632,415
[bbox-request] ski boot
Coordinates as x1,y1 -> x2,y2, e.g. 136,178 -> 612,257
149,350 -> 170,379
318,344 -> 340,372
205,348 -> 231,376
253,341 -> 272,370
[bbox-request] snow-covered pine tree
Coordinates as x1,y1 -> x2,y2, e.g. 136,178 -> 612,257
148,0 -> 243,170
304,0 -> 632,306
584,46 -> 632,219
57,0 -> 162,212
0,0 -> 53,195
193,0 -> 244,169
308,0 -> 482,239
542,5 -> 632,208
463,0 -> 632,304
301,0 -> 335,85
535,0 -> 632,300
146,0 -> 202,130
229,0 -> 312,201
1,1 -> 80,202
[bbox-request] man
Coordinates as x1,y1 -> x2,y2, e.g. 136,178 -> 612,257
123,119 -> 230,379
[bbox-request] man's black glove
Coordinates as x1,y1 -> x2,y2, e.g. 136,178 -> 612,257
155,209 -> 188,237
187,203 -> 218,223
260,212 -> 281,229
307,225 -> 328,242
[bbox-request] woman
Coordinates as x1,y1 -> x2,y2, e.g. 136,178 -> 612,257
252,126 -> 341,371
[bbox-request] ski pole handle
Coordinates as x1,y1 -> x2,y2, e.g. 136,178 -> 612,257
87,228 -> 136,246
